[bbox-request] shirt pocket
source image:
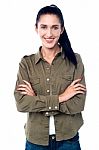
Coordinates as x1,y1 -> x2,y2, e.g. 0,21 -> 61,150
60,74 -> 73,92
30,77 -> 41,94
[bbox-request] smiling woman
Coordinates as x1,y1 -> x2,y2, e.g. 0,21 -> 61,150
14,4 -> 86,150
35,14 -> 63,64
35,14 -> 63,51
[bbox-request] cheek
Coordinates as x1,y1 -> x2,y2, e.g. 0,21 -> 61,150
54,33 -> 61,39
37,28 -> 46,36
53,29 -> 62,37
38,32 -> 45,38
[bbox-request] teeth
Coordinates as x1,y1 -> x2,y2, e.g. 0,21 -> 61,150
46,39 -> 53,40
46,39 -> 53,43
46,38 -> 54,40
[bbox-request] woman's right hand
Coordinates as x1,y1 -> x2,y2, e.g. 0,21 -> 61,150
59,78 -> 86,103
17,80 -> 36,96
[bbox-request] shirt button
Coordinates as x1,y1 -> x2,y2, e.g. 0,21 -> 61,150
49,106 -> 51,110
47,78 -> 50,81
55,106 -> 58,109
45,112 -> 49,115
47,89 -> 50,93
52,136 -> 55,140
46,67 -> 50,70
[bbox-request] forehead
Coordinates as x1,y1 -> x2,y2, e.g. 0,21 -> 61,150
38,14 -> 61,25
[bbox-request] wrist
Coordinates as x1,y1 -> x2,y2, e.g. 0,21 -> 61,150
59,94 -> 64,103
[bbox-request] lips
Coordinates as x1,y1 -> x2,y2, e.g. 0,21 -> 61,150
44,38 -> 54,43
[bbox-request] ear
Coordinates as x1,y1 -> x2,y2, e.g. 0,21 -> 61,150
35,25 -> 38,33
61,27 -> 64,34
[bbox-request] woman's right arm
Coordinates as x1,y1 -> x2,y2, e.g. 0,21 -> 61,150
14,57 -> 59,114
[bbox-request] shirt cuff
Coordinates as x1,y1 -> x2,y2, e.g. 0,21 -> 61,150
46,95 -> 59,112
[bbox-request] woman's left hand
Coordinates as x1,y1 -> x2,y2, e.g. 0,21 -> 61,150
17,80 -> 36,96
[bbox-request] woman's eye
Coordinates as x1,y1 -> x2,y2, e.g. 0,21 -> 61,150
54,27 -> 58,30
41,26 -> 47,29
53,26 -> 59,30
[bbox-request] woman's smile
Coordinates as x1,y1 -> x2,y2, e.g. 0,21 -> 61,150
44,38 -> 55,43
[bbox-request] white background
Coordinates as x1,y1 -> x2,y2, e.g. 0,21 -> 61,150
0,0 -> 99,149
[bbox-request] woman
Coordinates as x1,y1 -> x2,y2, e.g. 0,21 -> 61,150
14,4 -> 86,150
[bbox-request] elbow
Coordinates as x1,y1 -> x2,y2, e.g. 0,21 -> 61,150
16,103 -> 28,112
16,104 -> 24,112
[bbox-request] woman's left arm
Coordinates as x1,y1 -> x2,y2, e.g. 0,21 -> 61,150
59,54 -> 87,114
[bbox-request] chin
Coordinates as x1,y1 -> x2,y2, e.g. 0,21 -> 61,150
43,43 -> 57,49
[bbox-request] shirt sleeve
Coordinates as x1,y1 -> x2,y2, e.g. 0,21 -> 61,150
14,57 -> 59,113
59,54 -> 87,114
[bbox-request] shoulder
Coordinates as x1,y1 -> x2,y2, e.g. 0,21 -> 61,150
23,53 -> 35,60
19,53 -> 36,67
21,53 -> 35,62
75,53 -> 83,64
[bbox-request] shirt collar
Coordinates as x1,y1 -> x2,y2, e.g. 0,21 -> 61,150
34,46 -> 65,64
34,46 -> 42,64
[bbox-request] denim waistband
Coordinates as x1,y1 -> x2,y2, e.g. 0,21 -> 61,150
49,132 -> 79,142
49,134 -> 56,140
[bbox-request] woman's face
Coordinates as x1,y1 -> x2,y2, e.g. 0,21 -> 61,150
36,14 -> 63,49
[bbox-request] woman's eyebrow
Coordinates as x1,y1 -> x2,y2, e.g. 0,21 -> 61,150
40,24 -> 47,26
40,24 -> 60,27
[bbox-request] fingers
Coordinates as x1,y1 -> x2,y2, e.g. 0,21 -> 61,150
17,80 -> 35,96
17,80 -> 32,90
70,78 -> 86,95
74,83 -> 85,88
18,90 -> 27,95
17,85 -> 31,95
17,84 -> 31,93
70,78 -> 81,86
71,79 -> 86,89
23,80 -> 31,88
74,83 -> 86,91
75,90 -> 85,94
74,87 -> 86,93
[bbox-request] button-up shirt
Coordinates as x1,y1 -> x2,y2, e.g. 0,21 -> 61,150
14,47 -> 86,145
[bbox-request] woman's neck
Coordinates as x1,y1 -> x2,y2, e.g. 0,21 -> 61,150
41,45 -> 61,64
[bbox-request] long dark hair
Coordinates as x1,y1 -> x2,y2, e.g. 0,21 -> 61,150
35,4 -> 77,66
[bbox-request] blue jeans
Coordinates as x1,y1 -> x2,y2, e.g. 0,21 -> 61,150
25,133 -> 81,150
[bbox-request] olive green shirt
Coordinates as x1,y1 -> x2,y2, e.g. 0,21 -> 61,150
14,48 -> 86,145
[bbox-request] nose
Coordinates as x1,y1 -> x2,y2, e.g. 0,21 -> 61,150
46,28 -> 52,37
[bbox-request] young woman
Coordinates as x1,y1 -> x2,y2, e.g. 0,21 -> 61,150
14,4 -> 86,150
